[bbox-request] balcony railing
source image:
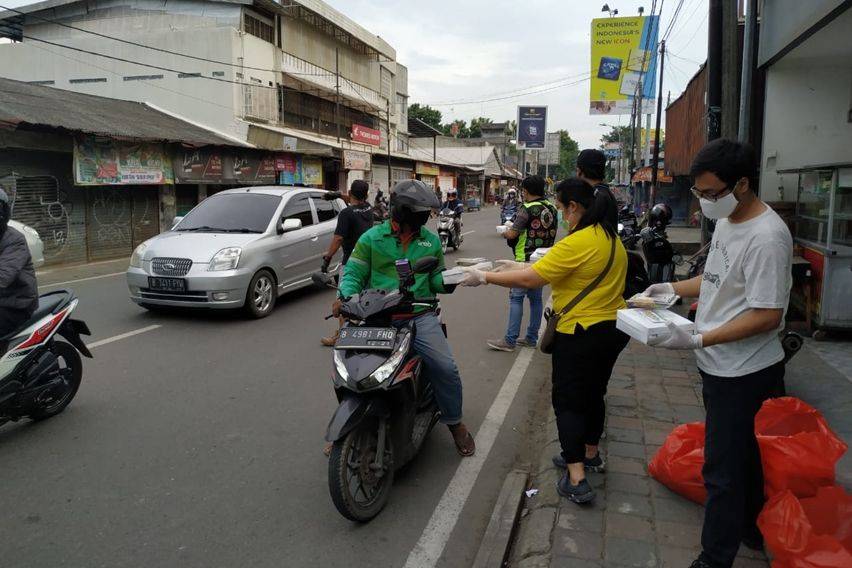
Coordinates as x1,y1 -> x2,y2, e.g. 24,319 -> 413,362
281,52 -> 384,111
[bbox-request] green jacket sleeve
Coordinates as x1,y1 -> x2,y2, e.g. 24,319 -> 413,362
428,239 -> 447,294
338,234 -> 371,298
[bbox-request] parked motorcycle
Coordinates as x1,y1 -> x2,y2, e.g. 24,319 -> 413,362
437,208 -> 462,253
0,289 -> 92,428
314,256 -> 443,522
640,204 -> 677,284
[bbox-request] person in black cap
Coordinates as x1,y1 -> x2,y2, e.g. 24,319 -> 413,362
576,149 -> 617,229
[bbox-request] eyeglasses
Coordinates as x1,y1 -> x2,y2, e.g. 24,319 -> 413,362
690,184 -> 733,202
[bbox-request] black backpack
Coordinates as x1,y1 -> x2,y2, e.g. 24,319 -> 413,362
623,250 -> 650,299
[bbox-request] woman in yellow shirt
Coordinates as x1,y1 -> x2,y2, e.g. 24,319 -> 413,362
460,178 -> 629,504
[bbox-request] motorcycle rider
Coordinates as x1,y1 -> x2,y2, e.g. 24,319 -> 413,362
441,188 -> 465,240
333,179 -> 476,457
0,188 -> 38,339
501,188 -> 519,223
320,180 -> 374,346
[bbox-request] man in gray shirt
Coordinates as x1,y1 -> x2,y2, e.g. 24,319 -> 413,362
644,139 -> 792,568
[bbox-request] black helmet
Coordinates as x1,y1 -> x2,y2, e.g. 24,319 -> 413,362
389,179 -> 439,230
649,203 -> 672,230
0,188 -> 10,236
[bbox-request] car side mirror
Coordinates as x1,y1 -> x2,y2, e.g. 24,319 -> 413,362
171,216 -> 184,229
413,256 -> 439,274
280,218 -> 302,234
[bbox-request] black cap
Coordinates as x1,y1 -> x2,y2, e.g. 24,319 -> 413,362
577,149 -> 606,171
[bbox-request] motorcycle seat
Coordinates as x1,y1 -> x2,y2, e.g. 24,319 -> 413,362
2,295 -> 67,339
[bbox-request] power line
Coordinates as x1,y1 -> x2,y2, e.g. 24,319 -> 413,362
661,0 -> 686,41
667,51 -> 703,66
428,71 -> 592,106
0,3 -> 332,78
679,11 -> 709,49
427,74 -> 592,107
667,0 -> 706,45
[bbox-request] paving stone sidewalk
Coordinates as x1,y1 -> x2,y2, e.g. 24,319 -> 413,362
508,342 -> 770,568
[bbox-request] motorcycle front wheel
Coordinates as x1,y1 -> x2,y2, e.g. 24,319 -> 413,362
328,421 -> 394,522
439,234 -> 449,255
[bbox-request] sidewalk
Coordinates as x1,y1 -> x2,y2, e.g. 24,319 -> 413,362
508,338 -> 852,568
36,258 -> 128,288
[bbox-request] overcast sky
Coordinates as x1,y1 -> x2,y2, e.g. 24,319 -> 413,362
326,0 -> 709,149
3,0 -> 709,149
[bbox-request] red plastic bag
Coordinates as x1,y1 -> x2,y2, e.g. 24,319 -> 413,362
757,485 -> 852,568
755,397 -> 848,498
648,422 -> 707,504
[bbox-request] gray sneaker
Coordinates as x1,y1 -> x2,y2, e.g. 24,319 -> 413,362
486,338 -> 516,352
516,338 -> 537,348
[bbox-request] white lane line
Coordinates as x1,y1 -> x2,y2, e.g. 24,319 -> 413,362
39,271 -> 125,289
87,325 -> 161,349
461,230 -> 476,237
403,347 -> 535,568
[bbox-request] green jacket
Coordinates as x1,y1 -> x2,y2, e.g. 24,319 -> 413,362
338,221 -> 447,302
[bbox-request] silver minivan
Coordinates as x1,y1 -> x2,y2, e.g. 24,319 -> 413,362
126,187 -> 343,318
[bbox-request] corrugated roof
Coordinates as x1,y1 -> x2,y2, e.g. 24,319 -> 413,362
0,77 -> 247,147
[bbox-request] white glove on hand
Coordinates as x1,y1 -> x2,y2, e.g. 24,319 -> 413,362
458,267 -> 488,287
493,259 -> 528,273
642,282 -> 675,297
649,322 -> 703,350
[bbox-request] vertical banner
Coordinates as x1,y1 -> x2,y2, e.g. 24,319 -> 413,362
589,15 -> 659,115
516,106 -> 548,150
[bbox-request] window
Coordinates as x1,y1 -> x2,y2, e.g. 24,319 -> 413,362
175,193 -> 281,233
282,195 -> 314,227
311,196 -> 337,223
178,73 -> 201,79
396,132 -> 409,153
244,11 -> 275,43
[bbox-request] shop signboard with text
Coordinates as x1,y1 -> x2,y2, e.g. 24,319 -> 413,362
75,136 -> 173,185
233,153 -> 277,183
416,162 -> 440,176
589,15 -> 659,115
343,150 -> 372,171
351,123 -> 381,146
174,148 -> 224,182
516,106 -> 547,150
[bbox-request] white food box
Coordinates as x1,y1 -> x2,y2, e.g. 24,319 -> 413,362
441,261 -> 493,285
530,247 -> 551,262
496,225 -> 508,235
616,308 -> 696,345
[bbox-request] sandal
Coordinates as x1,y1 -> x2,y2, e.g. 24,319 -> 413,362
448,423 -> 476,457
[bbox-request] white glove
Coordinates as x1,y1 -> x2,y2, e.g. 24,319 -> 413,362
493,259 -> 528,273
649,322 -> 703,350
458,267 -> 488,287
642,282 -> 675,297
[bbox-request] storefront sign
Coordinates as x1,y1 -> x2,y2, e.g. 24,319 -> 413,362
343,150 -> 372,171
233,153 -> 277,183
275,154 -> 300,174
631,167 -> 672,183
589,15 -> 659,115
277,156 -> 324,186
351,123 -> 381,146
175,148 -> 224,182
517,106 -> 548,150
75,137 -> 174,185
416,162 -> 440,176
302,158 -> 323,186
282,136 -> 298,151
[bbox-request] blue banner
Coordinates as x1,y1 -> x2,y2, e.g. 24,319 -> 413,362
517,106 -> 548,150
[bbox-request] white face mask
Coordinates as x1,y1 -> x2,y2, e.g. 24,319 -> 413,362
699,191 -> 738,219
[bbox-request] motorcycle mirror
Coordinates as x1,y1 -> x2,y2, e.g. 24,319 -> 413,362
413,256 -> 439,274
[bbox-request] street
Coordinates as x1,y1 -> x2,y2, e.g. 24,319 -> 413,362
0,209 -> 548,568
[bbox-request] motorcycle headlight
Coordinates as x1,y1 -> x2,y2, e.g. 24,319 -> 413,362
359,332 -> 411,389
208,247 -> 241,271
129,242 -> 148,268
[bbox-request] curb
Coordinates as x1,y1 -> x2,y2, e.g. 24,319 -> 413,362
471,469 -> 530,568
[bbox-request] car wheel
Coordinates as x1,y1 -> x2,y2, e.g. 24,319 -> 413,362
244,269 -> 277,319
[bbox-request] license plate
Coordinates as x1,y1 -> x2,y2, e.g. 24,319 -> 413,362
148,277 -> 186,292
335,327 -> 397,350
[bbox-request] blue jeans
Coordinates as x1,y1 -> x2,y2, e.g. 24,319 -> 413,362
395,312 -> 463,425
505,287 -> 544,346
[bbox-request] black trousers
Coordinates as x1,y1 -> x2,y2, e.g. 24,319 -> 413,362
700,360 -> 785,567
0,306 -> 31,338
551,321 -> 630,464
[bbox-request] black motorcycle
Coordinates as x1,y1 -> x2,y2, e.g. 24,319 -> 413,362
314,257 -> 443,522
0,289 -> 92,428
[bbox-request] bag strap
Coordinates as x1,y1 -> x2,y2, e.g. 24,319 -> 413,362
555,235 -> 617,318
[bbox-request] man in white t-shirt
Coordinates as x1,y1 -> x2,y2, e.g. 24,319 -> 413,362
643,139 -> 792,568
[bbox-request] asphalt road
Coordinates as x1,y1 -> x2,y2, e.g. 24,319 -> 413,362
0,208 -> 551,568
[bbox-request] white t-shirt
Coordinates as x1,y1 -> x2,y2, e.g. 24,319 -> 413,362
695,206 -> 792,377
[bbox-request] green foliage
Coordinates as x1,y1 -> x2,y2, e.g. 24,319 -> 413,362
468,116 -> 493,138
554,130 -> 579,180
408,103 -> 443,130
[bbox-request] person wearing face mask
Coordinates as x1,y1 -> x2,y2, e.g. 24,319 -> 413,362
642,139 -> 792,568
334,179 -> 475,457
458,178 -> 628,504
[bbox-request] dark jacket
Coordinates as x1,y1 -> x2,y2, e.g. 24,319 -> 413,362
0,226 -> 38,313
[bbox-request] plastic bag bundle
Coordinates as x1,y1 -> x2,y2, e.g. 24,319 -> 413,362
647,422 -> 707,504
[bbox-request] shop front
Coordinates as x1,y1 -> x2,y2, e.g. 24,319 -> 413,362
415,161 -> 440,191
370,155 -> 415,198
342,149 -> 371,195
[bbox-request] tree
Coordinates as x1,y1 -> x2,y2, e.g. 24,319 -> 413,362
408,103 -> 443,131
554,130 -> 579,180
443,119 -> 470,138
468,116 -> 494,138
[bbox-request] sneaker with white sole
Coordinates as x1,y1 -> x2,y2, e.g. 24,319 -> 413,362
486,339 -> 515,352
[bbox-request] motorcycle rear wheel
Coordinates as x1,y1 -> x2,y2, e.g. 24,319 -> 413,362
328,422 -> 394,522
29,341 -> 82,421
439,234 -> 449,255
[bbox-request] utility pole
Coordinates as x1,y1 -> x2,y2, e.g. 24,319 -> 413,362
738,0 -> 758,143
335,48 -> 341,143
650,40 -> 666,206
721,0 -> 740,139
707,0 -> 723,141
386,99 -> 392,190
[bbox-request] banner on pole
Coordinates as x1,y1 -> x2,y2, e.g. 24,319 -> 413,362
589,15 -> 659,115
516,106 -> 547,150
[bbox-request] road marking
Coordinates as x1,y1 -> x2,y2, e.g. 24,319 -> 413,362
87,325 -> 161,349
461,230 -> 476,237
39,271 -> 125,289
403,347 -> 535,568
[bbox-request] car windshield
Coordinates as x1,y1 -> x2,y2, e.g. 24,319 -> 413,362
175,193 -> 281,233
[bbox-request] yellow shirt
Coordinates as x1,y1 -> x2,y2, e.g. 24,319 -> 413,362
532,225 -> 627,334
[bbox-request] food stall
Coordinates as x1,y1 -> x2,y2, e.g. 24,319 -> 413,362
781,163 -> 852,337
